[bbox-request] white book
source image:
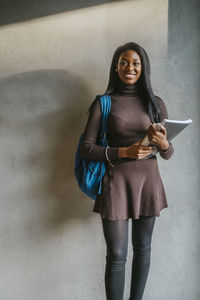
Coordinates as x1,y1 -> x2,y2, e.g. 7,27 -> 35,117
138,118 -> 192,159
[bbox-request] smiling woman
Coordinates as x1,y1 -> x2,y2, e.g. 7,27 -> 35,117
116,50 -> 142,84
78,41 -> 174,300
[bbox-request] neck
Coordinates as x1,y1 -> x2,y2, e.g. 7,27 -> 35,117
116,80 -> 139,95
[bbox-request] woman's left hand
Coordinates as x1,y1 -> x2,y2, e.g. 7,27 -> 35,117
147,123 -> 169,151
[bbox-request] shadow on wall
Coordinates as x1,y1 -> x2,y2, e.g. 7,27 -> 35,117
0,70 -> 96,227
0,0 -> 120,26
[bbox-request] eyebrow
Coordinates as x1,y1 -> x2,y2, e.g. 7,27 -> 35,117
120,57 -> 140,61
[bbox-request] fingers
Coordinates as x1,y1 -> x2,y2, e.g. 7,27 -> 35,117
139,148 -> 155,154
148,123 -> 157,133
149,123 -> 167,135
148,124 -> 167,143
128,143 -> 156,159
138,146 -> 156,155
160,125 -> 167,135
147,124 -> 157,140
137,148 -> 156,159
139,145 -> 155,150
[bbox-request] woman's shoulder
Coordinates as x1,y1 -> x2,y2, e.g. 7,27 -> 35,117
154,95 -> 168,119
154,94 -> 165,104
87,94 -> 103,115
154,94 -> 168,109
88,93 -> 110,112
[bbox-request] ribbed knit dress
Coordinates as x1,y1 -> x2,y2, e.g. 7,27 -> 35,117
79,80 -> 174,220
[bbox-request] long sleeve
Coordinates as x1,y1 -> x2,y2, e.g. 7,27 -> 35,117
79,97 -> 119,161
155,96 -> 174,160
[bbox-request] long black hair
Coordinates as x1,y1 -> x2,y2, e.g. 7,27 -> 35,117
87,42 -> 161,123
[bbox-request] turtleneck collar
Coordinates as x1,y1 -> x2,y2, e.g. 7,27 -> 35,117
115,80 -> 139,96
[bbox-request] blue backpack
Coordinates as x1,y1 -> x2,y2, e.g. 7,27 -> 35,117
74,94 -> 111,200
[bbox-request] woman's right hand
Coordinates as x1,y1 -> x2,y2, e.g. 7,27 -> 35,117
118,140 -> 156,160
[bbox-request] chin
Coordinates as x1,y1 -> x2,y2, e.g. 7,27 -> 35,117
124,79 -> 137,85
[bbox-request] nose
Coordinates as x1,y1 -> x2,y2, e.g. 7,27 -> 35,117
127,63 -> 134,72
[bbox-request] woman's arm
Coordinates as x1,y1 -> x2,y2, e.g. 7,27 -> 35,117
79,97 -> 119,161
79,96 -> 164,161
155,96 -> 174,160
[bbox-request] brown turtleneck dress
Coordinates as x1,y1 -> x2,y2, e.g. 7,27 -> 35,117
79,81 -> 174,220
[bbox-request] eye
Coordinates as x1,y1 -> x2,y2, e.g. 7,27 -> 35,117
120,61 -> 126,65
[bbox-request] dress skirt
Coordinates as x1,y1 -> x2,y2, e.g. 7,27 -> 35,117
93,156 -> 168,220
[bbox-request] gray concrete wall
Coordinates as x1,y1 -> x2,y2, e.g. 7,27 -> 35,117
0,0 -> 199,299
163,1 -> 200,298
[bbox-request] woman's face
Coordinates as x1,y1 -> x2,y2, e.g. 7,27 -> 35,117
116,49 -> 142,85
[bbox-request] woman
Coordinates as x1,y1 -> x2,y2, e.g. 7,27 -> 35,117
79,42 -> 174,300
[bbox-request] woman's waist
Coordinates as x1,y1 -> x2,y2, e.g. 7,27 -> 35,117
105,155 -> 158,176
111,155 -> 157,163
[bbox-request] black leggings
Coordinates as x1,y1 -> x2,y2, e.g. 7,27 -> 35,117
101,216 -> 156,300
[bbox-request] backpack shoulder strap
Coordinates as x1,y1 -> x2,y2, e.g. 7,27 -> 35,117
99,94 -> 111,134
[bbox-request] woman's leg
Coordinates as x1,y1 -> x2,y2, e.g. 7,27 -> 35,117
129,216 -> 156,300
101,218 -> 129,300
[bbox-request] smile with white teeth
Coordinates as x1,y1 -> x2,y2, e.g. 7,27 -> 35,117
125,73 -> 136,78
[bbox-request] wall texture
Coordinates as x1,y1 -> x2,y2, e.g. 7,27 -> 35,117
0,0 -> 199,299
